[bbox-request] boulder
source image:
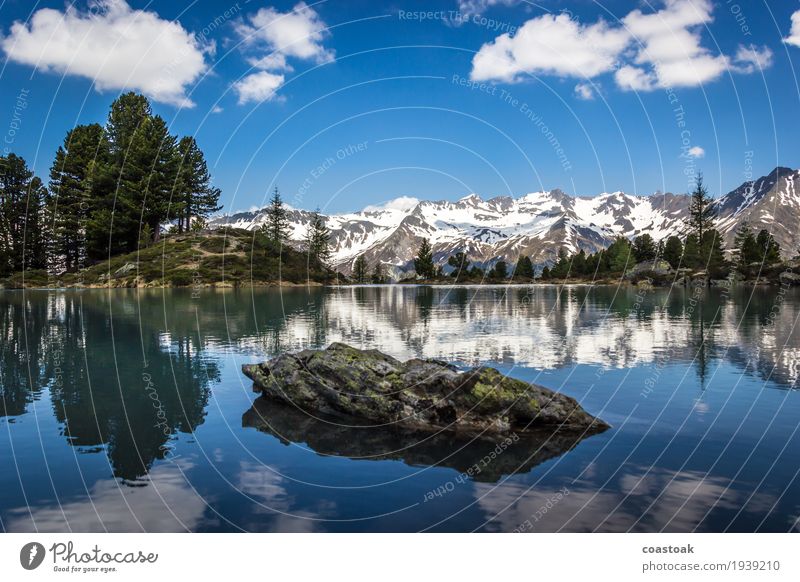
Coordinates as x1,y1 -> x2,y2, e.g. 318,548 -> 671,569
242,343 -> 608,435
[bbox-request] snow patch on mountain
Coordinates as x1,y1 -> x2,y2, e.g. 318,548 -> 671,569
210,167 -> 800,273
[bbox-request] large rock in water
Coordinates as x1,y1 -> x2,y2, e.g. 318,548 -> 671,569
242,343 -> 608,435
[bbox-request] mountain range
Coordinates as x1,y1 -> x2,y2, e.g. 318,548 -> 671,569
211,167 -> 799,275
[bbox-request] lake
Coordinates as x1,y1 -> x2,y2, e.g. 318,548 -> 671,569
1,284 -> 799,532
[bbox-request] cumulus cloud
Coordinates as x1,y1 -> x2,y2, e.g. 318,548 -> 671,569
233,70 -> 285,104
471,13 -> 630,82
470,0 -> 773,94
0,0 -> 210,107
364,196 -> 420,212
620,0 -> 737,90
785,10 -> 800,47
685,146 -> 705,158
733,44 -> 773,73
234,2 -> 333,104
614,65 -> 657,92
574,82 -> 595,100
237,2 -> 334,63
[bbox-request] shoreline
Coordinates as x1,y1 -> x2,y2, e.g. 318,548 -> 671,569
1,278 -> 790,291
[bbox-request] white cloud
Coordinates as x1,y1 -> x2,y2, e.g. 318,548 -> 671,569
233,71 -> 285,105
237,2 -> 334,63
685,146 -> 705,158
234,2 -> 333,105
621,0 -> 730,90
733,44 -> 773,73
1,0 -> 209,107
3,460 -> 208,532
457,0 -> 517,19
614,65 -> 657,91
248,53 -> 293,72
574,82 -> 595,100
785,10 -> 800,47
364,196 -> 420,212
471,13 -> 630,82
470,0 -> 773,93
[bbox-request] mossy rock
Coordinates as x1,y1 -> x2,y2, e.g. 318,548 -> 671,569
242,343 -> 609,436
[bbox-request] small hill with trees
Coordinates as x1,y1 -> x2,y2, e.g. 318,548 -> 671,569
0,92 -> 340,289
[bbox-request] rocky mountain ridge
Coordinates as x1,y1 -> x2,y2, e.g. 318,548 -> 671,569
211,167 -> 799,274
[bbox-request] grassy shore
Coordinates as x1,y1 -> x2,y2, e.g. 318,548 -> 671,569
0,229 -> 338,289
3,232 -> 798,290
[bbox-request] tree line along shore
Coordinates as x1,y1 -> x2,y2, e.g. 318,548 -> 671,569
1,96 -> 796,289
392,176 -> 799,288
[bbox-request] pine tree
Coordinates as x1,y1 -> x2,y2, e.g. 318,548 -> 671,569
701,229 -> 728,278
734,223 -> 759,270
413,238 -> 435,279
447,251 -> 470,279
688,174 -> 716,245
262,187 -> 290,246
371,262 -> 386,284
733,222 -> 752,258
572,249 -> 587,275
352,254 -> 368,283
756,229 -> 781,264
491,260 -> 508,279
469,265 -> 484,278
683,176 -> 728,276
514,254 -> 534,279
87,94 -> 178,257
23,176 -> 48,270
305,209 -> 331,268
88,92 -> 151,257
633,233 -> 656,262
47,124 -> 105,271
607,237 -> 633,273
683,234 -> 700,269
0,154 -> 46,275
174,136 -> 221,232
135,115 -> 178,246
663,235 -> 683,269
541,265 -> 551,280
550,247 -> 570,278
106,92 -> 152,157
139,224 -> 153,249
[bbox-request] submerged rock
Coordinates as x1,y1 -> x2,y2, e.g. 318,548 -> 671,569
242,398 -> 603,482
242,343 -> 608,435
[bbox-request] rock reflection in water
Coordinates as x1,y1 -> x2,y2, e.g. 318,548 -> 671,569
242,397 -> 606,483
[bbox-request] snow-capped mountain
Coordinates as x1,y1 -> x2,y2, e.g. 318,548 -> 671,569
211,167 -> 800,274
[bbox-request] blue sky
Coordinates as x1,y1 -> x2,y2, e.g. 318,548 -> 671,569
1,0 -> 799,214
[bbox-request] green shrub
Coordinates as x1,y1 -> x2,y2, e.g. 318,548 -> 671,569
168,270 -> 194,287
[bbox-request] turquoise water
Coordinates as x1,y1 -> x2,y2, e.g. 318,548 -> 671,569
1,285 -> 799,532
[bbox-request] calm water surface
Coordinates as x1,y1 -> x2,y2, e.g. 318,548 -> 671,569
1,285 -> 799,532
